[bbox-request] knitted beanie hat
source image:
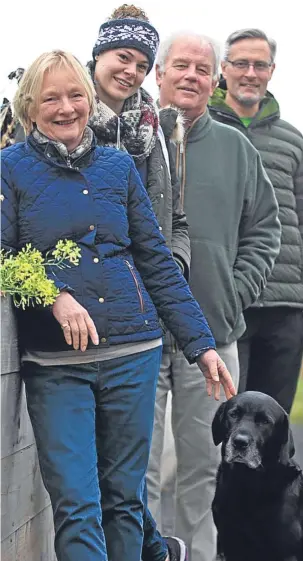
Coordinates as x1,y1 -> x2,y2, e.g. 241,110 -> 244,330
92,5 -> 159,74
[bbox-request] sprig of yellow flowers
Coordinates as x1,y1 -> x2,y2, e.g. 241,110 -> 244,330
0,240 -> 81,309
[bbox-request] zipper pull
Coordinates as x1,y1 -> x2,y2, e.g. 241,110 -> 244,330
66,156 -> 72,168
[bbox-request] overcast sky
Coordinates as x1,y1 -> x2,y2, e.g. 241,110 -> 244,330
1,0 -> 302,131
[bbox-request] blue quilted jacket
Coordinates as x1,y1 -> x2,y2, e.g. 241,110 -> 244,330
1,135 -> 215,361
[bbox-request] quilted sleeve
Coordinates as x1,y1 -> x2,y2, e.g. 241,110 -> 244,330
1,157 -> 18,254
294,145 -> 303,243
1,157 -> 74,294
127,159 -> 216,363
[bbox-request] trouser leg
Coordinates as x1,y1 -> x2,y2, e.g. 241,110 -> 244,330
245,308 -> 303,413
22,362 -> 106,561
141,479 -> 168,561
146,352 -> 172,530
96,347 -> 162,561
237,309 -> 260,393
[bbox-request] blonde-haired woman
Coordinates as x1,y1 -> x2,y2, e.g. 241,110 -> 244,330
1,49 -> 235,561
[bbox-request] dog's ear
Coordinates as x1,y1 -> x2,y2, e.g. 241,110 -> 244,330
288,427 -> 295,459
212,401 -> 228,446
279,413 -> 296,464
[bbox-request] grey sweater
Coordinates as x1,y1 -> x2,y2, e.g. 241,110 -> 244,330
174,110 -> 281,346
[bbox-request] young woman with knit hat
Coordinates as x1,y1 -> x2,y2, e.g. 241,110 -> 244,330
88,5 -> 190,561
88,4 -> 189,280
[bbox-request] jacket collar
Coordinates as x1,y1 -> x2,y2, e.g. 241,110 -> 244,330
184,108 -> 213,142
156,102 -> 212,143
209,82 -> 280,126
27,127 -> 97,170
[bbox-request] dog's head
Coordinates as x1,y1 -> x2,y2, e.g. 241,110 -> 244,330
212,391 -> 295,469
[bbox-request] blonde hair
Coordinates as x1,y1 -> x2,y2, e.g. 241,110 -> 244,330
14,50 -> 96,134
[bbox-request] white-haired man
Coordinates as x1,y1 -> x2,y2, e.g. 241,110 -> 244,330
146,31 -> 281,561
209,28 -> 303,415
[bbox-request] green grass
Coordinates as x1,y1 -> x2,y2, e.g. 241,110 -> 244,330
290,373 -> 303,424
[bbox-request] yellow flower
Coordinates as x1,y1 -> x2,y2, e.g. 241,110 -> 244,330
0,239 -> 81,309
52,239 -> 81,265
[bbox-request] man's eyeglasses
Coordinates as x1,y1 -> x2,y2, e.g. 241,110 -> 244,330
226,59 -> 272,73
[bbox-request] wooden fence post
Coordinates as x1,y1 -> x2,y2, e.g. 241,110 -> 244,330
1,297 -> 56,560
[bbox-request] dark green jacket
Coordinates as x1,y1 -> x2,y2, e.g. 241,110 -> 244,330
173,110 -> 280,345
209,87 -> 303,309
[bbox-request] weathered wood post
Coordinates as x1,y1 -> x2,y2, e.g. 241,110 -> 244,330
1,297 -> 56,560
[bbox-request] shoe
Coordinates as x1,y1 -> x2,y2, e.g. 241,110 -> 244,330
165,536 -> 188,561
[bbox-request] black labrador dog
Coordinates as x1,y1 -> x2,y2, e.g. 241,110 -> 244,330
212,391 -> 303,561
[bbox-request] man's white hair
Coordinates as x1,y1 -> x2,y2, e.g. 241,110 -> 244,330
156,31 -> 221,79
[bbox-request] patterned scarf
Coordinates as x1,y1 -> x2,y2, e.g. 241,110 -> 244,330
32,126 -> 94,161
89,87 -> 158,164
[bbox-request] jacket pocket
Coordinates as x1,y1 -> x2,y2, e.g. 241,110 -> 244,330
124,260 -> 145,313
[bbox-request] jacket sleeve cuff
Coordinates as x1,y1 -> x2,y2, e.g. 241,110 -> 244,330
47,272 -> 75,295
173,250 -> 190,280
183,337 -> 216,364
58,283 -> 75,295
234,276 -> 258,310
174,256 -> 185,274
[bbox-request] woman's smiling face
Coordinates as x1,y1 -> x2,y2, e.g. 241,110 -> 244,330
94,48 -> 149,107
30,66 -> 90,151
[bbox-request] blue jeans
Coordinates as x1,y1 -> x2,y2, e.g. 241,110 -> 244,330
142,479 -> 168,561
22,347 -> 162,561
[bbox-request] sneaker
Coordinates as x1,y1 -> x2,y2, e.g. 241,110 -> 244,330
165,536 -> 188,561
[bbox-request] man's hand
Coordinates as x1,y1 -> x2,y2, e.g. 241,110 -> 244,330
196,349 -> 236,401
52,292 -> 99,352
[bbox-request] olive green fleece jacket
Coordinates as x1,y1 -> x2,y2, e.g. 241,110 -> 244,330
173,109 -> 281,346
209,87 -> 303,309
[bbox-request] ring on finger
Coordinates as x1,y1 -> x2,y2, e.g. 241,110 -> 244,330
61,323 -> 70,330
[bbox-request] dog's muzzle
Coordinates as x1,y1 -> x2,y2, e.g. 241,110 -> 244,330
224,432 -> 262,469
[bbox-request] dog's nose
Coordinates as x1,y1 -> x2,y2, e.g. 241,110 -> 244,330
233,433 -> 250,450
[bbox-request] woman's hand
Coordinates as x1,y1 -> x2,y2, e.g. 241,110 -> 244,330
52,291 -> 99,351
196,349 -> 237,401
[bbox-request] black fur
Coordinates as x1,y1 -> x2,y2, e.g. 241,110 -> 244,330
212,391 -> 303,561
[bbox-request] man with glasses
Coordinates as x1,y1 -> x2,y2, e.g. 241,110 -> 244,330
209,28 -> 303,415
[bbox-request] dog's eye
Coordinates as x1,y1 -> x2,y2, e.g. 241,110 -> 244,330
229,410 -> 238,419
255,414 -> 271,425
